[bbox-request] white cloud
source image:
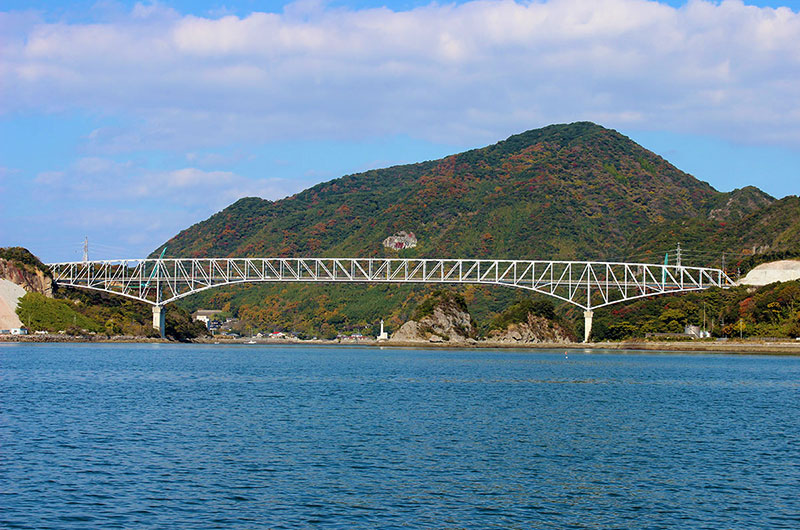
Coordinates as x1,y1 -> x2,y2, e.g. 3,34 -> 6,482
138,167 -> 294,208
185,150 -> 251,168
31,157 -> 298,209
33,170 -> 65,185
19,157 -> 301,260
2,0 -> 800,150
0,166 -> 19,177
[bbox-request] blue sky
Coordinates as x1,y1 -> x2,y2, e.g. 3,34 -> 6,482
1,0 -> 799,262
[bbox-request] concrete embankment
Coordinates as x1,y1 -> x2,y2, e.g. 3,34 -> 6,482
197,336 -> 800,355
5,333 -> 800,355
0,334 -> 167,343
582,340 -> 800,355
740,260 -> 800,286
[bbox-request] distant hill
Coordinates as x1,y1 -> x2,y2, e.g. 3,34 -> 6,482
154,122 -> 799,336
160,122 -> 781,263
629,194 -> 799,268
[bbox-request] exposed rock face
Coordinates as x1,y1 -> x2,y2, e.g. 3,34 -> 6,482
0,259 -> 52,297
392,321 -> 424,341
485,314 -> 574,344
382,231 -> 417,250
391,297 -> 477,343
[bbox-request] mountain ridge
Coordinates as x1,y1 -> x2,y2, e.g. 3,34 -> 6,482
159,121 -> 785,264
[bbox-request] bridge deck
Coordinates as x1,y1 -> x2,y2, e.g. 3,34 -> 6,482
47,257 -> 735,311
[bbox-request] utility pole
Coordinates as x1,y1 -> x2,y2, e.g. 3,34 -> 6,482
82,237 -> 89,263
703,302 -> 707,335
676,243 -> 682,267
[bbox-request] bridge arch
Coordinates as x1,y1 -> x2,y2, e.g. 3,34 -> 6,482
47,257 -> 735,341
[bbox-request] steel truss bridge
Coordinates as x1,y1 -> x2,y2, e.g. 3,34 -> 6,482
47,257 -> 735,341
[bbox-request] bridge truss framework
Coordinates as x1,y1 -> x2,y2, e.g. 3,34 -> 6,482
47,257 -> 735,341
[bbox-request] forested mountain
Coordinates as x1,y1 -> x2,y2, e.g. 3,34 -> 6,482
155,122 -> 799,337
161,122 -> 788,265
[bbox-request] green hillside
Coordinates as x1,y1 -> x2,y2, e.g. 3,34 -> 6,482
154,122 -> 798,337
629,195 -> 800,271
161,122 -> 757,261
14,287 -> 208,341
590,280 -> 800,341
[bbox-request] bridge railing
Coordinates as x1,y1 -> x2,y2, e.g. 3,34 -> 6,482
47,257 -> 735,310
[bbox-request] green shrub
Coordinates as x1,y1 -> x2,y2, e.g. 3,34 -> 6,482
411,290 -> 469,321
489,299 -> 556,331
0,247 -> 50,275
16,292 -> 101,333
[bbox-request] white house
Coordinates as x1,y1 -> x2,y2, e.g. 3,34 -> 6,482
192,310 -> 223,328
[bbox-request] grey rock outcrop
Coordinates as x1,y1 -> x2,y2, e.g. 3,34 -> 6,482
485,314 -> 573,344
390,293 -> 477,343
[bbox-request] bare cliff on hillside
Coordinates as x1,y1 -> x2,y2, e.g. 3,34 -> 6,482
0,259 -> 52,297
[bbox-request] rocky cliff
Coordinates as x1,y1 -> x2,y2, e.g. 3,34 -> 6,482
390,291 -> 477,343
485,314 -> 574,344
0,259 -> 53,297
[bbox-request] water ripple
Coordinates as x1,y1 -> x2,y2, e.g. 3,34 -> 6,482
1,344 -> 799,529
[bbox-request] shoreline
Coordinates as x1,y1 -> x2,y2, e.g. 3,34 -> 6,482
3,333 -> 800,355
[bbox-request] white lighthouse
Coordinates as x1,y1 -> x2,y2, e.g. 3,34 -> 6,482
377,319 -> 389,341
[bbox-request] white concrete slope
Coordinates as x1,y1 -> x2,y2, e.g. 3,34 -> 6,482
0,278 -> 25,329
740,260 -> 800,286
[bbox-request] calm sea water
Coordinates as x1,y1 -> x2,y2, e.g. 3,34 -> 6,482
1,344 -> 799,529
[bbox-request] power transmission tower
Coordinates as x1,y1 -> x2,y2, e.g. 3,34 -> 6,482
676,243 -> 682,267
82,237 -> 89,263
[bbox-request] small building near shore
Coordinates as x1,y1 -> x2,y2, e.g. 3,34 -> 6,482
192,310 -> 223,329
684,325 -> 711,339
646,325 -> 711,340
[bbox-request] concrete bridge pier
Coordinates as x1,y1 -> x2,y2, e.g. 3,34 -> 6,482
152,305 -> 166,339
583,310 -> 593,343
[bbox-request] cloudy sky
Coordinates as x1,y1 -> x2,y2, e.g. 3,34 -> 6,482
1,0 -> 799,262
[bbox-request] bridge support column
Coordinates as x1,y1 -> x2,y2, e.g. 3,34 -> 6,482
152,305 -> 165,339
583,310 -> 593,343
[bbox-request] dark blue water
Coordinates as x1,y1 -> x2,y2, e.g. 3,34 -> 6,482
1,344 -> 799,529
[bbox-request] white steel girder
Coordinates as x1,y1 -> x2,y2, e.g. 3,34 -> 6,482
47,257 -> 735,310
